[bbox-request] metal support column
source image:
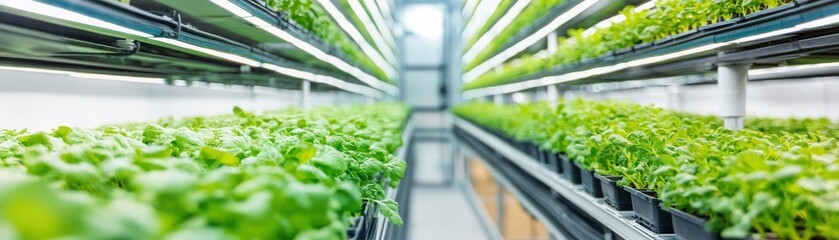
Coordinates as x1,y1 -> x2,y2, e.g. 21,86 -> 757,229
301,79 -> 310,109
547,31 -> 557,53
717,64 -> 751,130
493,94 -> 503,106
547,85 -> 559,106
666,84 -> 684,111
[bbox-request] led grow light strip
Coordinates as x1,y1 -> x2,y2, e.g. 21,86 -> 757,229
462,43 -> 725,99
346,0 -> 397,63
209,1 -> 398,95
462,0 -> 531,61
463,0 -> 600,83
461,0 -> 501,42
0,0 -> 153,38
148,37 -> 262,67
264,63 -> 382,98
363,0 -> 396,48
463,11 -> 839,99
0,66 -> 166,84
462,0 -> 481,19
317,0 -> 397,75
375,0 -> 393,24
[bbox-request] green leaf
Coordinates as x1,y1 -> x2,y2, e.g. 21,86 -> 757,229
199,147 -> 240,167
377,199 -> 403,226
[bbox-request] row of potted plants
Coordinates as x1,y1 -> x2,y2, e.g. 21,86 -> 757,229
453,99 -> 838,239
0,104 -> 410,239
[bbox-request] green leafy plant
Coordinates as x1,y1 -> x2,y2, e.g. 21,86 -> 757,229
454,99 -> 838,239
0,103 -> 410,239
464,0 -> 796,90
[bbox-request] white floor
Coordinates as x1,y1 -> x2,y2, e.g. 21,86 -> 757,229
407,186 -> 489,240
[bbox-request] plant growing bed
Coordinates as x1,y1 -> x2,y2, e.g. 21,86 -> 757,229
625,187 -> 674,234
453,100 -> 839,239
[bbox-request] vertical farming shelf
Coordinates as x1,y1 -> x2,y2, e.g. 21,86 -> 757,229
454,118 -> 673,240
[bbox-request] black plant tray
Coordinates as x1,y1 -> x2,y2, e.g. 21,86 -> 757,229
527,142 -> 545,163
576,163 -> 603,198
595,174 -> 632,211
545,151 -> 561,173
348,201 -> 380,240
347,216 -> 365,240
668,207 -> 720,240
625,187 -> 674,233
560,155 -> 581,184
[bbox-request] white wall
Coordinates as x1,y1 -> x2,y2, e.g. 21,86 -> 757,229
571,78 -> 839,120
0,69 -> 360,131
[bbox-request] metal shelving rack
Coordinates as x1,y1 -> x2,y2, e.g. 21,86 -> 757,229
149,0 -> 398,90
0,0 -> 395,97
463,0 -> 839,99
462,0 -> 636,82
0,1 -> 406,239
455,117 -> 674,240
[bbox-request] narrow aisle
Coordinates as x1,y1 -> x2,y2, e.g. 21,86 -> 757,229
408,186 -> 489,240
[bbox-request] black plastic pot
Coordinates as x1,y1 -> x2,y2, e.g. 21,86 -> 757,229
625,187 -> 674,233
347,216 -> 364,240
595,174 -> 633,211
576,163 -> 603,198
560,155 -> 581,184
545,152 -> 561,173
540,148 -> 551,165
529,144 -> 542,162
669,208 -> 720,240
516,140 -> 530,153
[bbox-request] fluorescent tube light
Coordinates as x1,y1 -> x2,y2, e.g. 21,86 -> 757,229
462,0 -> 481,19
69,73 -> 165,84
209,0 -> 398,95
0,0 -> 153,38
461,0 -> 501,41
208,0 -> 251,17
316,0 -> 397,76
261,64 -> 316,80
346,0 -> 397,63
376,0 -> 393,24
463,0 -> 600,82
463,0 -> 531,61
0,66 -> 164,84
147,37 -> 261,67
363,0 -> 396,47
